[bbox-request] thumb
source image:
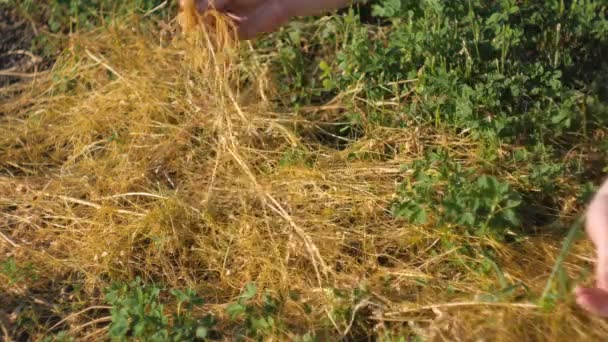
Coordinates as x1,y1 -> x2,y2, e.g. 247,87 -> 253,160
576,286 -> 608,317
596,249 -> 608,290
587,194 -> 608,289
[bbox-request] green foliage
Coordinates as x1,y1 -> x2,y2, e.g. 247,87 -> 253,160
322,285 -> 370,337
104,278 -> 215,341
1,257 -> 38,285
42,330 -> 74,342
378,332 -> 422,342
14,0 -> 164,32
266,1 -> 607,144
393,149 -> 521,237
258,1 -> 606,239
104,280 -> 286,341
9,0 -> 165,57
226,283 -> 282,339
540,217 -> 585,308
279,148 -> 316,167
322,0 -> 608,140
4,0 -> 608,339
170,288 -> 216,341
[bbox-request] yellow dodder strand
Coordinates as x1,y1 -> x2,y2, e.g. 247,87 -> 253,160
178,0 -> 200,32
178,0 -> 238,47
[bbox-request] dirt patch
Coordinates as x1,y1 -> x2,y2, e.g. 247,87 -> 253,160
0,5 -> 42,87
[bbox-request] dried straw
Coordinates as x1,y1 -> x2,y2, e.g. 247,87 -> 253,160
0,8 -> 605,341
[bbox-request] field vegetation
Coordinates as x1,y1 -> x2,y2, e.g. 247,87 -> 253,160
1,0 -> 608,340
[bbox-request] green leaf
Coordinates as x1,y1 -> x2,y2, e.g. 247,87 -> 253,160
109,312 -> 129,337
322,79 -> 335,91
460,212 -> 476,227
226,303 -> 246,319
133,319 -> 146,336
479,175 -> 490,188
319,60 -> 330,72
394,202 -> 412,218
501,209 -> 520,226
505,198 -> 521,208
411,208 -> 428,224
241,283 -> 258,301
170,289 -> 190,303
251,317 -> 267,330
196,326 -> 208,338
301,333 -> 315,342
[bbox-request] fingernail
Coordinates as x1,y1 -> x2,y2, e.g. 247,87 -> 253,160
226,12 -> 246,22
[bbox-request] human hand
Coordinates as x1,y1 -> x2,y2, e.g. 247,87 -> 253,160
180,0 -> 350,39
576,180 -> 608,316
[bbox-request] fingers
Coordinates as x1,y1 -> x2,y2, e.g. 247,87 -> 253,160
236,0 -> 290,40
182,0 -> 352,39
281,0 -> 351,18
190,0 -> 260,13
179,0 -> 229,12
576,286 -> 608,317
235,0 -> 352,39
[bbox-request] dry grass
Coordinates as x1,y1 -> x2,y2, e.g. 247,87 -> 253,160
0,9 -> 607,341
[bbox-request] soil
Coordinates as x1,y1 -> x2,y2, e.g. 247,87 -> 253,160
0,5 -> 41,87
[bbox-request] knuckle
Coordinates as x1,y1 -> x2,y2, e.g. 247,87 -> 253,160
269,0 -> 289,19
